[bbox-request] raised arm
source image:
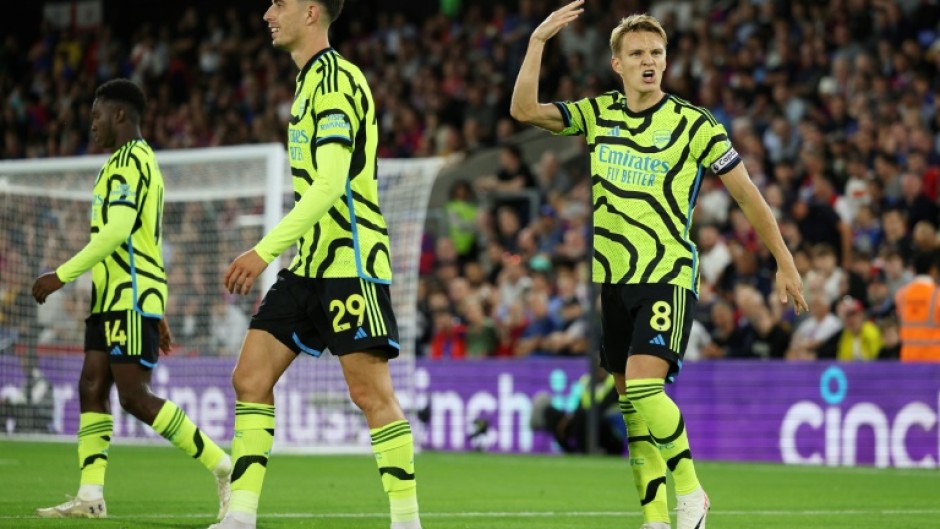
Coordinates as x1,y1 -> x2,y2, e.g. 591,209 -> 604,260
720,163 -> 809,314
509,0 -> 584,132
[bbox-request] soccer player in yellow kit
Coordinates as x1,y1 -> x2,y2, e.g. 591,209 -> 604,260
32,79 -> 231,520
211,2 -> 421,529
511,3 -> 807,528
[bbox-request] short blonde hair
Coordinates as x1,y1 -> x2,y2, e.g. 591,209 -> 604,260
609,14 -> 668,55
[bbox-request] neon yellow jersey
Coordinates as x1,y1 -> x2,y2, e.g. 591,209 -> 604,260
285,48 -> 390,281
554,92 -> 739,294
87,139 -> 166,315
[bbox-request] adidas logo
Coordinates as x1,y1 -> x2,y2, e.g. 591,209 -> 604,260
110,346 -> 122,356
354,327 -> 368,340
649,334 -> 666,346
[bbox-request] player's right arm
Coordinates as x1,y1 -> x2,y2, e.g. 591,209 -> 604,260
510,0 -> 584,133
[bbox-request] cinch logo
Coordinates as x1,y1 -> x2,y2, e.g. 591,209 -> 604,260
779,366 -> 938,468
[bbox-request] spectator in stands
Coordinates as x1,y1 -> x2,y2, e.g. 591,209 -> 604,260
911,220 -> 938,266
461,297 -> 498,359
881,208 -> 914,263
851,204 -> 883,256
882,249 -> 914,299
715,241 -> 773,301
693,174 -> 731,226
476,144 -> 538,224
835,296 -> 883,361
514,290 -> 556,357
542,297 -> 589,357
787,280 -> 842,360
444,180 -> 480,267
792,195 -> 851,269
535,151 -> 573,204
736,285 -> 791,360
208,299 -> 249,357
805,244 -> 845,304
681,320 -> 712,362
899,172 -> 939,230
877,316 -> 901,360
495,296 -> 527,358
702,300 -> 754,359
428,292 -> 465,360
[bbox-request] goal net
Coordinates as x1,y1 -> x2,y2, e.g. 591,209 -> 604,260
0,143 -> 443,452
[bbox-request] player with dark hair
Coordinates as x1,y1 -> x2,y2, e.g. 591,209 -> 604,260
211,2 -> 421,528
511,3 -> 807,529
32,78 -> 231,519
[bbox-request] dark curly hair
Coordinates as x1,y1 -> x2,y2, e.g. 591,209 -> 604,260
95,79 -> 146,118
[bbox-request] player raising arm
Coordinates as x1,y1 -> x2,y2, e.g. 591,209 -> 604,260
32,79 -> 231,520
511,3 -> 807,529
212,2 -> 421,529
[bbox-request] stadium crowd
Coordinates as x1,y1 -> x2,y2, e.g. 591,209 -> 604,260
2,0 -> 940,361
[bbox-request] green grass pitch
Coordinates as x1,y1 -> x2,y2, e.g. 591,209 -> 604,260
1,440 -> 937,529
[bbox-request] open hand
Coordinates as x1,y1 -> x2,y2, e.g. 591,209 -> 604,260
531,0 -> 584,43
776,267 -> 808,315
223,249 -> 268,295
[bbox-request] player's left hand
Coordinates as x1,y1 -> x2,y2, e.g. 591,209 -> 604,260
158,318 -> 174,355
32,272 -> 65,304
223,249 -> 268,295
775,266 -> 808,315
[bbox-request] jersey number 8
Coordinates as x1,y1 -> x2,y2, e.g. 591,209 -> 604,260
649,301 -> 672,332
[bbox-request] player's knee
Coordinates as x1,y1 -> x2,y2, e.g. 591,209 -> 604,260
231,365 -> 273,402
117,390 -> 158,422
346,381 -> 393,415
77,372 -> 109,404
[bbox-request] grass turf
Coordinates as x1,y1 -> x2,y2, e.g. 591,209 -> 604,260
0,440 -> 937,529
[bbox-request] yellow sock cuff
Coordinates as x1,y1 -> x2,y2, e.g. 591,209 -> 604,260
235,401 -> 276,430
152,401 -> 180,436
370,420 -> 412,449
78,412 -> 113,438
626,379 -> 665,402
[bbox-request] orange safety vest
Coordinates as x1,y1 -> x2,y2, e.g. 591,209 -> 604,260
895,277 -> 940,362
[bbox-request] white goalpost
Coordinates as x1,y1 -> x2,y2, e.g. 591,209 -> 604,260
0,143 -> 443,453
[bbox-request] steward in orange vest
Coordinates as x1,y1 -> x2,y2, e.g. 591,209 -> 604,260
895,251 -> 940,362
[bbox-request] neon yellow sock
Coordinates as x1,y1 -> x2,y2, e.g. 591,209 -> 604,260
77,412 -> 112,487
152,400 -> 225,471
627,379 -> 701,495
228,401 -> 275,516
371,420 -> 419,523
621,395 -> 670,523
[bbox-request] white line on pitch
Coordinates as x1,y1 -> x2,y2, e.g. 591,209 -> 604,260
3,509 -> 940,520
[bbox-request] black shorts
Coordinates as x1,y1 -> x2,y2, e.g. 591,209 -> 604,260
250,269 -> 400,359
599,283 -> 695,382
85,310 -> 160,368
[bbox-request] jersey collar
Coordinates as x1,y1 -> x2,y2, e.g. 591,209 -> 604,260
297,47 -> 335,81
621,92 -> 669,119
